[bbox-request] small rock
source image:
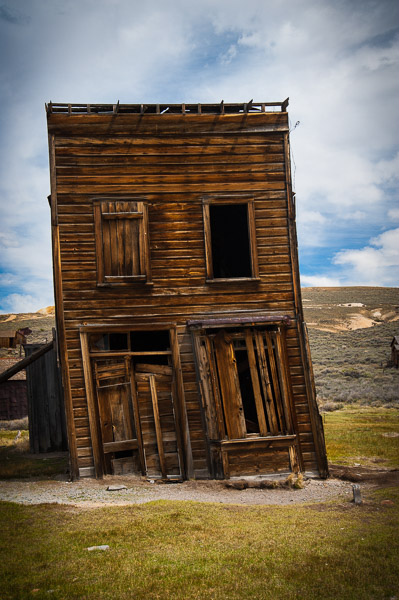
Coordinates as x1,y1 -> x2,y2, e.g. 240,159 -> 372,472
149,479 -> 155,484
106,485 -> 127,491
224,481 -> 248,490
352,484 -> 362,505
87,545 -> 110,551
381,500 -> 394,506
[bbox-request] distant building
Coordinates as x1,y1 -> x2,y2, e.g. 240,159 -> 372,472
0,358 -> 27,420
391,336 -> 399,368
0,328 -> 32,349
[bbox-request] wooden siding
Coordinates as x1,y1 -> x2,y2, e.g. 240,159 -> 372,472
25,343 -> 67,453
48,109 -> 326,478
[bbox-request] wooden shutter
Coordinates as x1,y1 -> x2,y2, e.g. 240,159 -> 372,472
193,325 -> 296,442
213,329 -> 246,439
94,199 -> 151,284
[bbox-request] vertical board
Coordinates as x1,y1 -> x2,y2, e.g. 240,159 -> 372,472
25,343 -> 67,453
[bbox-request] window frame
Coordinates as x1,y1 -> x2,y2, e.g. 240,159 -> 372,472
202,196 -> 259,283
93,197 -> 151,286
190,319 -> 296,439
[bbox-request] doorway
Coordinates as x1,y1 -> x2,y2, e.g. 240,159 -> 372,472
192,324 -> 301,477
82,327 -> 184,479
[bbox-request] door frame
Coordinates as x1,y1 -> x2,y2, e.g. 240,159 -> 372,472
80,323 -> 193,479
190,316 -> 304,477
93,356 -> 144,476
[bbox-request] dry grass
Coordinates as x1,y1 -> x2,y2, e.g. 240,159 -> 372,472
0,288 -> 397,598
0,429 -> 68,479
0,488 -> 398,600
303,288 -> 398,407
324,406 -> 399,468
0,417 -> 29,430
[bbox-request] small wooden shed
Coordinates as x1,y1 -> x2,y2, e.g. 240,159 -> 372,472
47,100 -> 328,480
0,359 -> 27,420
0,328 -> 31,349
25,342 -> 67,453
391,336 -> 399,368
0,338 -> 67,451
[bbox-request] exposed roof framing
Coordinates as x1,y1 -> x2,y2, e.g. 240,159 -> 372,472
46,99 -> 289,115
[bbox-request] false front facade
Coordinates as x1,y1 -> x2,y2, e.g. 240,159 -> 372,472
47,100 -> 328,480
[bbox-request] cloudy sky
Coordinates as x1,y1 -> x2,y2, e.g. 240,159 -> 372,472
0,0 -> 398,313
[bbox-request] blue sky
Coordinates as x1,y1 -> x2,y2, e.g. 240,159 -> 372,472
0,0 -> 398,313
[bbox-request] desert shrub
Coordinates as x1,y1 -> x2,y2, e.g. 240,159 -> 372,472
307,319 -> 398,407
320,401 -> 344,412
342,368 -> 362,378
0,417 -> 28,430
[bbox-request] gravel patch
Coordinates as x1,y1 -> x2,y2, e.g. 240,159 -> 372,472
0,476 -> 355,507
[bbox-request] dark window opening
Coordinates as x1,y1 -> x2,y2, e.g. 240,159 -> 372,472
114,450 -> 134,459
235,349 -> 260,434
130,330 -> 170,352
209,204 -> 252,278
109,333 -> 129,350
90,333 -> 128,351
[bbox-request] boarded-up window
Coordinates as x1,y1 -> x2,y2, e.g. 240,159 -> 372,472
203,198 -> 258,281
94,199 -> 151,285
194,327 -> 294,440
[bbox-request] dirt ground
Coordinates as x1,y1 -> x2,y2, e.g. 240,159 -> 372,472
1,466 -> 397,508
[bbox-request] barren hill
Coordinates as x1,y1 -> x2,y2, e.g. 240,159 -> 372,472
302,287 -> 398,333
302,287 -> 398,408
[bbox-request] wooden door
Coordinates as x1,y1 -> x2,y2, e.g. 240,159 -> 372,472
134,363 -> 182,479
94,359 -> 143,475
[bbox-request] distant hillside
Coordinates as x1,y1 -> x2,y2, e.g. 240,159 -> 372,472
302,288 -> 398,408
302,287 -> 398,332
0,308 -> 55,357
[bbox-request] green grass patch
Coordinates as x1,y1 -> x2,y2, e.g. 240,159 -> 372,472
0,430 -> 67,479
324,407 -> 399,467
0,490 -> 398,600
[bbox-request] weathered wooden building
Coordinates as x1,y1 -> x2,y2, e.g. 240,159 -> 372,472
46,100 -> 328,480
0,328 -> 31,349
25,340 -> 67,453
0,358 -> 27,421
391,336 -> 399,368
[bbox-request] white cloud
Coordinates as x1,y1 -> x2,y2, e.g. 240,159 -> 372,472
0,273 -> 19,286
301,275 -> 342,287
0,0 -> 398,311
333,228 -> 399,286
0,232 -> 19,248
388,208 -> 399,221
375,152 -> 399,186
0,292 -> 53,314
297,210 -> 327,247
220,44 -> 237,66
